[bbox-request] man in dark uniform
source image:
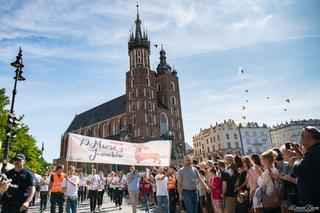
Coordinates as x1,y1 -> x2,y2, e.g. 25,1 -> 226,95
1,153 -> 35,213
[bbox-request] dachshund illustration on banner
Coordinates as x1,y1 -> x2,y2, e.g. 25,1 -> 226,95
133,145 -> 166,164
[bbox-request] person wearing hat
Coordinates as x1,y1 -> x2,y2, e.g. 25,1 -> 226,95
1,153 -> 35,213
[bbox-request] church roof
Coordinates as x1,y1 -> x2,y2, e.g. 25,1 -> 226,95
66,95 -> 126,133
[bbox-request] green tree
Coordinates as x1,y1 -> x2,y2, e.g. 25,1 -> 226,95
0,88 -> 49,174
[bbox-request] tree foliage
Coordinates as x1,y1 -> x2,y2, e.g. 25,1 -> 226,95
0,88 -> 49,174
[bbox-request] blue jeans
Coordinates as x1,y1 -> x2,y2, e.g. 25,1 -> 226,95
183,190 -> 198,213
144,193 -> 151,213
66,197 -> 78,213
156,195 -> 169,213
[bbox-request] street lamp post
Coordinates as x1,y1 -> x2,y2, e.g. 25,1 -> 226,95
3,47 -> 26,161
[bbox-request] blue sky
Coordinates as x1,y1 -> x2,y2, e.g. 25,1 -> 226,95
0,0 -> 319,162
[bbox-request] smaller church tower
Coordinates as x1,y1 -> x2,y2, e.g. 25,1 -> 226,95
156,46 -> 185,157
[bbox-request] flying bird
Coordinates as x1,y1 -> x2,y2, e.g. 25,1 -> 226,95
246,100 -> 248,103
242,106 -> 246,110
241,69 -> 244,74
245,89 -> 248,93
284,108 -> 287,111
286,99 -> 290,103
154,44 -> 158,48
266,97 -> 270,99
242,116 -> 246,120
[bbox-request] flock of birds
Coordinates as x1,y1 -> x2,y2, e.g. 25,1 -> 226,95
240,68 -> 290,120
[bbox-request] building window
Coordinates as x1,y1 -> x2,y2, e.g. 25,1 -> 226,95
234,134 -> 238,139
132,102 -> 135,112
245,131 -> 249,136
157,83 -> 161,91
246,139 -> 251,145
128,104 -> 131,113
260,131 -> 264,137
218,135 -> 220,141
103,125 -> 107,138
160,113 -> 169,135
132,116 -> 136,126
137,49 -> 141,64
145,114 -> 147,124
130,51 -> 134,67
213,137 -> 216,142
212,145 -> 215,151
207,147 -> 210,152
171,82 -> 175,91
206,139 -> 209,144
112,123 -> 116,135
227,142 -> 231,149
171,96 -> 176,105
253,131 -> 257,136
131,78 -> 135,87
235,142 -> 239,148
148,102 -> 152,111
226,134 -> 230,140
148,114 -> 153,125
146,77 -> 150,86
136,89 -> 138,97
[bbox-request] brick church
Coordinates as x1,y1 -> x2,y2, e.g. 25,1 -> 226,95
58,6 -> 185,172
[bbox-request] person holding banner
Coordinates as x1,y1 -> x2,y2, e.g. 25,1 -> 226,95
127,166 -> 145,213
87,168 -> 100,213
62,166 -> 80,213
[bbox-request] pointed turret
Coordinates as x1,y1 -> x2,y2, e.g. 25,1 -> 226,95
156,45 -> 172,74
128,3 -> 150,52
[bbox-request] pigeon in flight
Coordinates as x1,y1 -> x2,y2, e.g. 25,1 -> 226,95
245,89 -> 248,93
154,44 -> 158,48
266,97 -> 270,99
242,106 -> 246,110
246,100 -> 248,103
284,108 -> 287,111
241,69 -> 244,74
286,99 -> 290,103
242,116 -> 246,120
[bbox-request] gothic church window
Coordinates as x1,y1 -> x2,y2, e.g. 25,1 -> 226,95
171,82 -> 175,91
137,49 -> 141,64
132,116 -> 136,126
146,77 -> 150,86
157,83 -> 161,91
131,78 -> 135,87
160,113 -> 169,135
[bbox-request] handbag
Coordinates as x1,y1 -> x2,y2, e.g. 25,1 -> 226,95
262,178 -> 281,208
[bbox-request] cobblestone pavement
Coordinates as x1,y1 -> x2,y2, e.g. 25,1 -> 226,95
28,194 -> 156,213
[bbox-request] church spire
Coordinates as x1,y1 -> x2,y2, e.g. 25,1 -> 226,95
128,3 -> 150,52
135,3 -> 142,39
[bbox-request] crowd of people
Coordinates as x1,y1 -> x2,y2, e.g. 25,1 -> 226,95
0,126 -> 319,213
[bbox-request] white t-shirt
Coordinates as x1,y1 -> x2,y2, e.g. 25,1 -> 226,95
62,175 -> 80,197
119,176 -> 127,188
155,174 -> 168,196
39,179 -> 49,192
87,174 -> 100,190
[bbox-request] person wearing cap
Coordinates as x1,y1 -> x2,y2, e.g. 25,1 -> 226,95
1,153 -> 36,213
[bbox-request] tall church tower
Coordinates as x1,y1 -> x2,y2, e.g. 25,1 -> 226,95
126,5 -> 157,142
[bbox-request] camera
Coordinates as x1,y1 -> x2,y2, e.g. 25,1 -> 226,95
0,174 -> 18,198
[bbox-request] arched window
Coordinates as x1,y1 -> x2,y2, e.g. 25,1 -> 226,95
132,102 -> 135,112
160,113 -> 169,135
157,83 -> 161,91
103,125 -> 107,138
148,102 -> 152,111
137,49 -> 141,64
131,78 -> 135,87
171,82 -> 175,91
172,96 -> 176,105
132,116 -> 136,126
148,114 -> 153,124
112,123 -> 116,135
146,77 -> 150,86
130,51 -> 134,67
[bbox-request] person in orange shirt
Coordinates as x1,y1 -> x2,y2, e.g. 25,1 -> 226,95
49,165 -> 65,213
168,167 -> 177,213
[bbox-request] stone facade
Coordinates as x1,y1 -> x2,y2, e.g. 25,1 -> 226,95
269,119 -> 320,148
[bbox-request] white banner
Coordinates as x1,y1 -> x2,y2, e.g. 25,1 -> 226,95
66,133 -> 172,166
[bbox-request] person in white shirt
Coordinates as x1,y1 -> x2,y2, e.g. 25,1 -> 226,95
62,166 -> 80,213
97,171 -> 106,211
87,168 -> 100,213
77,172 -> 85,203
155,167 -> 169,213
39,173 -> 50,211
114,171 -> 126,210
